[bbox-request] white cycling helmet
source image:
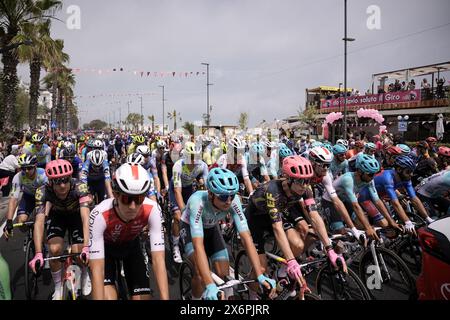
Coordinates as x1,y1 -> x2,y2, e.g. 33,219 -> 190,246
113,163 -> 150,195
183,141 -> 202,155
88,150 -> 106,166
228,137 -> 246,150
264,140 -> 279,149
63,141 -> 73,149
156,140 -> 167,149
93,139 -> 104,149
308,146 -> 333,164
136,145 -> 151,156
336,139 -> 348,148
126,153 -> 145,165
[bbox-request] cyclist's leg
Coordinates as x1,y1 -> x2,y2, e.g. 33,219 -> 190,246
209,225 -> 230,279
46,214 -> 66,299
122,239 -> 152,300
103,249 -> 119,300
16,193 -> 35,225
179,221 -> 203,299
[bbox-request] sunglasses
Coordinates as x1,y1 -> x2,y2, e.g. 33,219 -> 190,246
52,176 -> 71,185
214,194 -> 236,202
363,172 -> 375,178
291,178 -> 310,185
118,193 -> 146,205
22,166 -> 35,172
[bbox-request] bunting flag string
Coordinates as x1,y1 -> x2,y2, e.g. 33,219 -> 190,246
48,67 -> 206,78
74,91 -> 157,99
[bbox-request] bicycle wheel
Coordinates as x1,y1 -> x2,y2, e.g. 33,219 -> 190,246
62,281 -> 76,300
395,237 -> 422,275
233,250 -> 253,300
179,261 -> 194,300
316,263 -> 371,300
289,291 -> 322,300
229,228 -> 243,263
359,246 -> 416,300
24,239 -> 39,300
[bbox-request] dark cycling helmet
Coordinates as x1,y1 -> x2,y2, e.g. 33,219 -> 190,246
206,168 -> 239,196
332,144 -> 347,155
356,154 -> 380,174
45,159 -> 73,179
62,147 -> 76,159
394,155 -> 416,171
416,141 -> 429,149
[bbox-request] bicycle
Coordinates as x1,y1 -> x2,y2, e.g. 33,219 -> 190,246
233,249 -> 322,300
179,258 -> 255,300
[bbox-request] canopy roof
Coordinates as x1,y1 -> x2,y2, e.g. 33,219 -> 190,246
372,61 -> 450,81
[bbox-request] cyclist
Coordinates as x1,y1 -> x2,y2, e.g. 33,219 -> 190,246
169,141 -> 209,263
413,141 -> 439,185
309,147 -> 365,239
382,145 -> 403,169
323,154 -> 401,240
80,150 -> 113,204
425,136 -> 438,158
436,146 -> 450,170
416,169 -> 450,218
374,155 -> 435,235
3,155 -> 48,238
245,142 -> 270,188
60,144 -> 83,179
127,135 -> 145,155
28,159 -> 92,299
89,163 -> 169,300
330,144 -> 349,179
179,168 -> 276,300
23,134 -> 51,169
245,156 -> 347,297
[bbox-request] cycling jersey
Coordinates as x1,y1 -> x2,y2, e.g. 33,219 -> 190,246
89,198 -> 165,260
311,171 -> 338,199
10,168 -> 48,198
23,144 -> 51,167
323,171 -> 379,203
180,191 -> 249,238
202,145 -> 213,166
127,143 -> 137,155
216,154 -> 249,178
330,158 -> 349,179
244,153 -> 269,181
374,169 -> 416,201
35,179 -> 91,215
80,159 -> 111,183
172,159 -> 208,188
416,170 -> 450,198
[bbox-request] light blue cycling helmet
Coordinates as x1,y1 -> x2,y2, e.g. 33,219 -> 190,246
356,154 -> 380,174
332,144 -> 348,155
396,144 -> 411,155
394,155 -> 416,171
250,142 -> 265,156
322,143 -> 333,153
206,168 -> 239,195
279,145 -> 293,158
364,142 -> 376,151
310,141 -> 323,148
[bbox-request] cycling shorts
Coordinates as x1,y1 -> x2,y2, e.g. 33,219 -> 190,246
18,193 -> 35,216
46,211 -> 84,244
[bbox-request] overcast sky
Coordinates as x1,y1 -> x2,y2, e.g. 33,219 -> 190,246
17,0 -> 450,128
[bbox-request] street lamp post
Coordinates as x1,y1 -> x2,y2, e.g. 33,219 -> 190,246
342,0 -> 355,139
159,85 -> 165,135
201,63 -> 212,126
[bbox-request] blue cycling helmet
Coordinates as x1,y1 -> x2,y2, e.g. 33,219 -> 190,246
206,168 -> 239,195
396,144 -> 411,155
356,154 -> 380,174
364,142 -> 376,151
322,143 -> 333,153
332,144 -> 348,155
279,145 -> 293,158
394,155 -> 416,171
250,142 -> 265,156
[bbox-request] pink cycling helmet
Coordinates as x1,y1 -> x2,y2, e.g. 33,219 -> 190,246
45,159 -> 73,179
282,155 -> 314,179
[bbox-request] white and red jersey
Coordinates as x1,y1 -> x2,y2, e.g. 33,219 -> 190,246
89,198 -> 165,260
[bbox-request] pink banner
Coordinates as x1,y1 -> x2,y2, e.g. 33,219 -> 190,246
321,89 -> 421,109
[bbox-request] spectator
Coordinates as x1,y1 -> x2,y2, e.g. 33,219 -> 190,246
408,79 -> 416,90
378,86 -> 385,94
436,77 -> 446,99
366,89 -> 371,95
421,78 -> 431,99
394,79 -> 402,91
401,81 -> 407,91
388,83 -> 395,92
355,90 -> 361,96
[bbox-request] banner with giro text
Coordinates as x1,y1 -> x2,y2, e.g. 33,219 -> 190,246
320,89 -> 421,109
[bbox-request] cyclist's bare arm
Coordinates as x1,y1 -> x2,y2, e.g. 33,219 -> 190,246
272,221 -> 296,261
352,202 -> 378,240
174,187 -> 185,211
151,250 -> 169,300
105,180 -> 114,198
410,196 -> 431,219
161,164 -> 169,193
243,177 -> 254,195
192,237 -> 214,286
33,211 -> 46,254
307,210 -> 332,248
6,197 -> 18,221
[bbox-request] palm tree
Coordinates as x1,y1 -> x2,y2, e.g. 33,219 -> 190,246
147,115 -> 155,133
167,110 -> 178,131
0,0 -> 62,131
15,19 -> 63,128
